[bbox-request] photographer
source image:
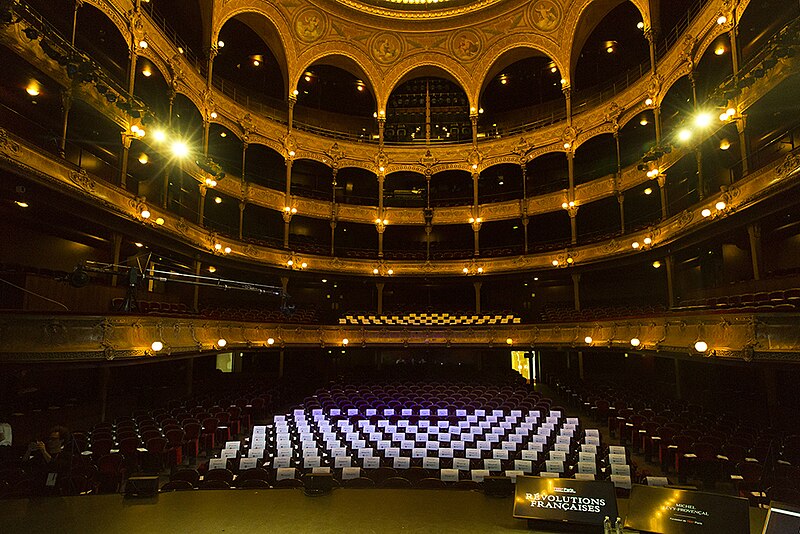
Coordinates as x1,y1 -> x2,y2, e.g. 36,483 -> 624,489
23,426 -> 73,495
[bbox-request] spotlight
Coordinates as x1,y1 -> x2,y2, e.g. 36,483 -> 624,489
26,83 -> 40,97
217,338 -> 227,348
715,45 -> 725,56
151,341 -> 163,352
584,336 -> 593,344
155,217 -> 165,225
694,341 -> 708,352
171,141 -> 189,158
630,338 -> 641,347
694,113 -> 712,128
208,266 -> 216,273
640,117 -> 648,126
142,67 -> 152,77
678,129 -> 692,142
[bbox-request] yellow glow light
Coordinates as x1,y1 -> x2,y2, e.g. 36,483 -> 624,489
138,153 -> 149,164
217,338 -> 227,348
630,338 -> 641,347
652,261 -> 661,269
171,141 -> 189,158
267,338 -> 275,345
151,341 -> 163,352
702,208 -> 712,217
694,341 -> 708,352
584,336 -> 593,344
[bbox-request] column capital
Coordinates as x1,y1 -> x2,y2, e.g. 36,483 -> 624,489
566,205 -> 578,218
656,173 -> 667,188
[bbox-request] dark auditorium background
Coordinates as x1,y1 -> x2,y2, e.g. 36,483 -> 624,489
0,0 -> 799,528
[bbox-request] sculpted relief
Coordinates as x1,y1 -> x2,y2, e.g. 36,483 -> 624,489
528,0 -> 563,32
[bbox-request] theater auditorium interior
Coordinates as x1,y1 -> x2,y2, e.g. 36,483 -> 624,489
0,0 -> 799,531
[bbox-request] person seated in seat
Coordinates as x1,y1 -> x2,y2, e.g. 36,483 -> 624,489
23,425 -> 74,495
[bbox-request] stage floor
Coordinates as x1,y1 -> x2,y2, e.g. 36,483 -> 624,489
0,489 -> 769,534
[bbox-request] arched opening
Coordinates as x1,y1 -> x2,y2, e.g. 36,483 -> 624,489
693,34 -> 734,101
527,211 -> 571,251
572,2 -> 649,107
242,202 -> 283,248
618,110 -> 656,169
525,152 -> 568,195
479,164 -> 523,203
574,133 -> 617,186
659,76 -> 693,137
75,4 -> 129,87
576,196 -> 621,243
133,58 -> 171,122
385,72 -> 470,144
207,123 -> 244,178
429,224 -> 474,260
478,50 -> 565,136
737,0 -> 800,64
430,170 -> 472,207
246,144 -> 286,190
384,171 -> 427,208
294,58 -> 377,140
146,0 -> 206,55
336,167 -> 378,206
214,15 -> 287,104
291,159 -> 334,201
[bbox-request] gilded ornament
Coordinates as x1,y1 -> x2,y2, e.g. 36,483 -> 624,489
450,30 -> 482,62
528,0 -> 562,32
370,33 -> 403,65
294,8 -> 327,43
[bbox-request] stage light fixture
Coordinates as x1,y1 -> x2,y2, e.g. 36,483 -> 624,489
171,141 -> 189,158
694,113 -> 712,128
